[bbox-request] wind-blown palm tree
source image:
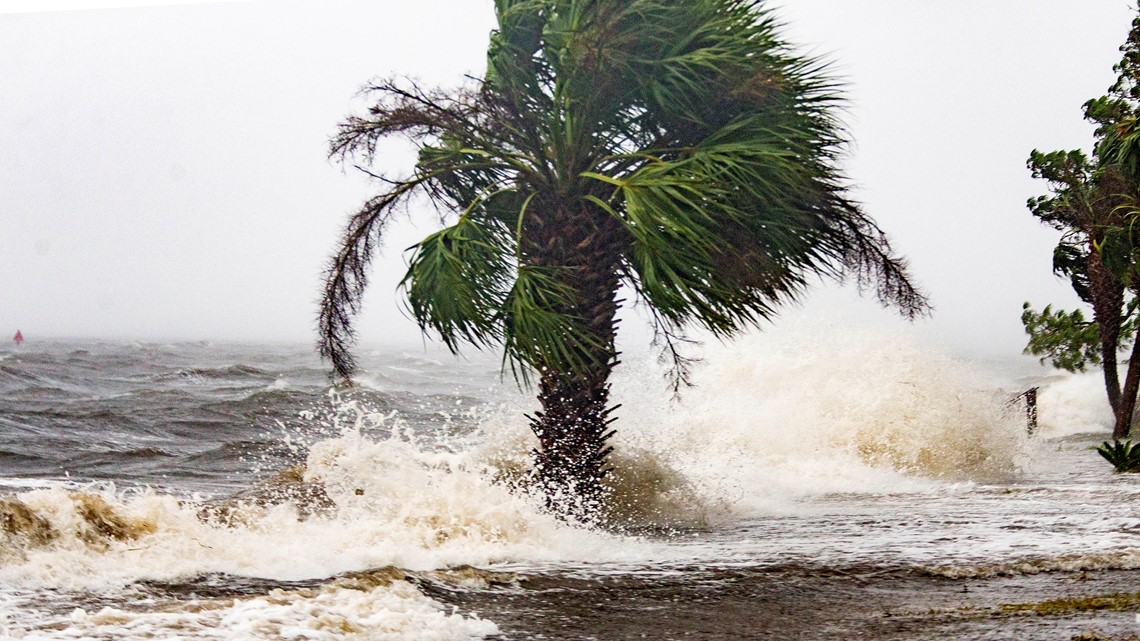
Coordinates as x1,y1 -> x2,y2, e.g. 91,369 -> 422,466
319,0 -> 927,516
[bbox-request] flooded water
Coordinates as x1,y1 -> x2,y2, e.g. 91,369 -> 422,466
0,329 -> 1137,640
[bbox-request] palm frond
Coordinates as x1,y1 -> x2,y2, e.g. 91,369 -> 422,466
400,214 -> 514,352
318,180 -> 421,379
501,266 -> 605,383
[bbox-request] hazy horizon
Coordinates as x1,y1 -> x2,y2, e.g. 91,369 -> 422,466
2,0 -> 1135,360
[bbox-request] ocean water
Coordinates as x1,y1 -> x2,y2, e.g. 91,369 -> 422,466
0,329 -> 1137,640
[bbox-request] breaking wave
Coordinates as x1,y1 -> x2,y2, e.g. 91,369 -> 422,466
593,327 -> 1036,519
0,327 -> 1114,640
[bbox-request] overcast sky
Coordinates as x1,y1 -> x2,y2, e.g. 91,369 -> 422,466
0,0 -> 1135,358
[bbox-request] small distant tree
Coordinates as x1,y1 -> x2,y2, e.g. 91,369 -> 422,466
319,0 -> 927,517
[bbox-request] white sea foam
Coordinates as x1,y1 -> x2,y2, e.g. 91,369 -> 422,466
0,446 -> 597,639
591,326 -> 1035,518
0,477 -> 77,491
310,324 -> 1051,530
0,403 -> 608,639
2,577 -> 497,640
1035,370 -> 1115,437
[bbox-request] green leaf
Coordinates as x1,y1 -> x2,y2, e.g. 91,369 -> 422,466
1096,440 -> 1140,472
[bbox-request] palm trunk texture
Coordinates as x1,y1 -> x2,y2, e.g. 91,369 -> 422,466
1088,251 -> 1124,416
525,204 -> 624,516
1114,332 -> 1140,439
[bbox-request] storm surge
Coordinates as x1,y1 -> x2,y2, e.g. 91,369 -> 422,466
0,332 -> 1132,640
601,329 -> 1037,519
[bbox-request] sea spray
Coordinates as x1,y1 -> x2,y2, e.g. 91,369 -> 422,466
0,391 -> 633,638
0,469 -> 566,639
1034,369 -> 1116,437
0,328 -> 1056,577
0,396 -> 629,574
334,326 -> 1049,528
43,573 -> 499,641
595,327 -> 1039,518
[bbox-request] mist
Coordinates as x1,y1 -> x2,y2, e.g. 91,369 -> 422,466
0,0 -> 1132,358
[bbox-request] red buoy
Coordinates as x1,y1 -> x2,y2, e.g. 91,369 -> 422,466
13,330 -> 24,345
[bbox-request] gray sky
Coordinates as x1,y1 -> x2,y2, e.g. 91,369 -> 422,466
0,0 -> 1134,357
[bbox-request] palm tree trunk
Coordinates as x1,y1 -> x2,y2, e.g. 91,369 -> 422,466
525,203 -> 624,517
531,353 -> 619,512
1088,250 -> 1124,415
1114,333 -> 1140,439
1100,335 -> 1123,417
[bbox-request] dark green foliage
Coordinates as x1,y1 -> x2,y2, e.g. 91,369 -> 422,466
1021,303 -> 1106,372
319,0 -> 927,511
1092,8 -> 1140,181
1021,299 -> 1139,372
1026,149 -> 1099,234
1051,242 -> 1092,302
1095,439 -> 1140,472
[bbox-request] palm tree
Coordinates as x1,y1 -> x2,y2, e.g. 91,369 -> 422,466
319,0 -> 927,517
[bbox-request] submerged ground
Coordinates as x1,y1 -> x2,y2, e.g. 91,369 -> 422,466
446,568 -> 1140,640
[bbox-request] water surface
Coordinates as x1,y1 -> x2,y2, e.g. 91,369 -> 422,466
0,335 -> 1136,639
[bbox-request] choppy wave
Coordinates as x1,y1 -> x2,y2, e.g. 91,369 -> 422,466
1,570 -> 498,641
0,365 -> 43,393
53,335 -> 1044,516
919,548 -> 1140,578
1,329 -> 1054,571
0,430 -> 609,639
0,331 -> 1133,640
156,364 -> 275,383
586,329 -> 1035,521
